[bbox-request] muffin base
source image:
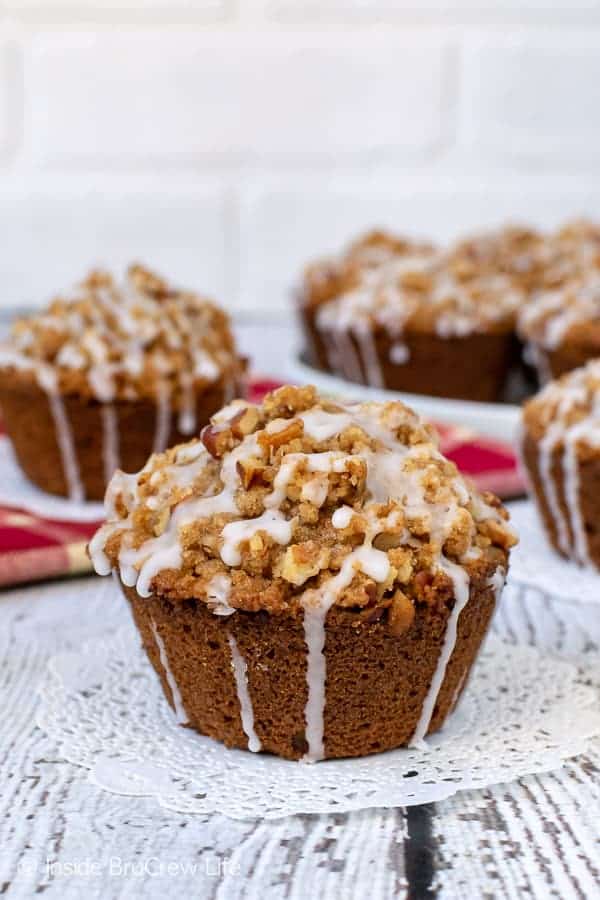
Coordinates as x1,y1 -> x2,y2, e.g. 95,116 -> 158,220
521,425 -> 600,568
300,309 -> 518,403
0,372 -> 240,501
122,571 -> 499,761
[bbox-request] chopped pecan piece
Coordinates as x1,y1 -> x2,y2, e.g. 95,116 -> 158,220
258,419 -> 304,450
201,424 -> 232,459
230,405 -> 260,438
236,456 -> 268,490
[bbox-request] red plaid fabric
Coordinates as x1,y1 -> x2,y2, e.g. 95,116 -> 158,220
0,377 -> 523,587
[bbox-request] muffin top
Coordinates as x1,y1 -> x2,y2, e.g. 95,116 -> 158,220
448,225 -> 550,292
300,228 -> 523,338
518,274 -> 600,350
550,219 -> 600,281
0,265 -> 243,412
90,385 -> 516,618
300,229 -> 437,312
415,220 -> 600,295
522,359 -> 600,441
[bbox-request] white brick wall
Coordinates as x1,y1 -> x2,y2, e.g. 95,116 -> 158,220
29,32 -> 450,164
1,5 -> 600,314
463,35 -> 600,162
0,42 -> 17,162
0,178 -> 231,306
240,176 -> 600,310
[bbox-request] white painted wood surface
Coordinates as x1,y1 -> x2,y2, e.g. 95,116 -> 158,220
0,538 -> 599,899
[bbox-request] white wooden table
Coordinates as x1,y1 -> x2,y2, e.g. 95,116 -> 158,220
1,520 -> 599,900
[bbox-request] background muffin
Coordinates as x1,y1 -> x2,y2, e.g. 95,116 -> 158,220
520,360 -> 600,569
298,220 -> 600,403
518,275 -> 600,384
298,229 -> 523,402
0,265 -> 246,501
90,384 -> 516,761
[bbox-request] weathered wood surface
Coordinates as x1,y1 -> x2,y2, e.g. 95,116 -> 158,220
0,537 -> 599,900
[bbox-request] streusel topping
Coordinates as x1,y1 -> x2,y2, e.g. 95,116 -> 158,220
301,229 -> 523,339
518,275 -> 600,350
446,220 -> 600,294
300,229 -> 436,311
90,385 -> 516,615
522,359 -> 600,437
0,265 -> 243,411
448,225 -> 549,291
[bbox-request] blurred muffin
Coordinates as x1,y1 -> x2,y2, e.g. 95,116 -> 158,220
0,265 -> 245,501
449,224 -> 549,293
90,384 -> 516,761
520,361 -> 600,569
298,229 -> 523,402
518,275 -> 600,384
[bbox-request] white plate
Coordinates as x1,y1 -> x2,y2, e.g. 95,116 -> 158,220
288,353 -> 521,442
0,436 -> 104,522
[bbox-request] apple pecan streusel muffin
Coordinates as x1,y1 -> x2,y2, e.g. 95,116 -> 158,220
0,265 -> 246,501
298,229 -> 523,402
90,385 -> 517,761
518,275 -> 600,385
520,360 -> 600,569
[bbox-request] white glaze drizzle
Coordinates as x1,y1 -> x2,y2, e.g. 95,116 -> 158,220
353,323 -> 384,388
331,505 -> 354,529
206,574 -> 235,616
150,619 -> 188,724
153,381 -> 171,455
101,405 -> 121,487
222,374 -> 236,405
563,423 -> 595,567
409,558 -> 470,749
389,342 -> 411,365
336,328 -> 365,384
0,353 -> 86,502
220,510 -> 293,567
302,518 -> 393,763
178,371 -> 197,436
46,390 -> 84,502
525,363 -> 600,568
300,475 -> 329,508
537,425 -> 571,554
228,634 -> 261,753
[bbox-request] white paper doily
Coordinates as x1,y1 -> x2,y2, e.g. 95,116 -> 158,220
36,623 -> 600,820
508,500 -> 600,604
0,436 -> 104,522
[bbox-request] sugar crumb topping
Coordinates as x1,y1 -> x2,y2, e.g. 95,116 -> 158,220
90,385 -> 516,616
302,228 -> 524,337
302,222 -> 600,343
0,265 -> 243,406
523,359 -> 600,435
518,275 -> 600,350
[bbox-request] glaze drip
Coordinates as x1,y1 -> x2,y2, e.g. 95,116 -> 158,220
151,619 -> 188,725
228,634 -> 261,753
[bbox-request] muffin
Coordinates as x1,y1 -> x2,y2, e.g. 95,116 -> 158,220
449,224 -> 549,294
520,361 -> 600,569
0,265 -> 246,501
518,275 -> 600,384
89,384 -> 516,761
298,229 -> 523,402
